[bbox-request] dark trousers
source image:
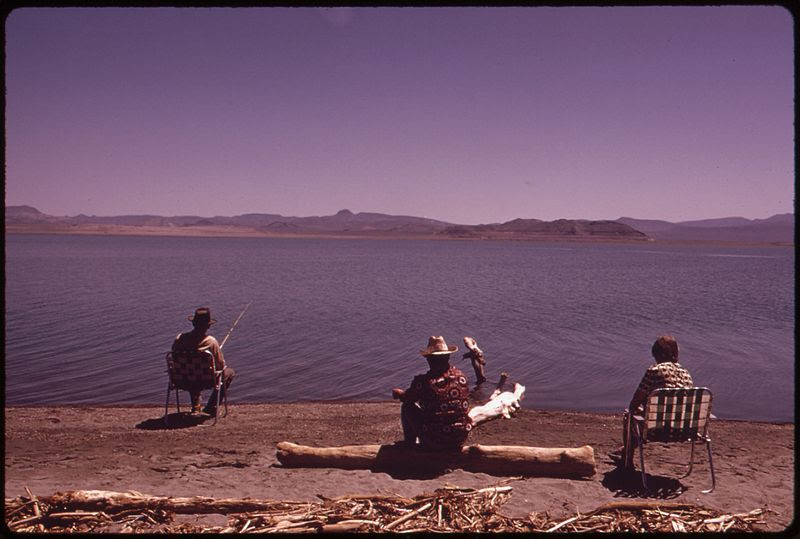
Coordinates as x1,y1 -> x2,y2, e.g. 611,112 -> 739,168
190,367 -> 235,409
471,357 -> 487,384
401,401 -> 423,444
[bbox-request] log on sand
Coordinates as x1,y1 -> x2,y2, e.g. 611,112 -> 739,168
275,442 -> 596,479
37,490 -> 293,514
275,382 -> 594,479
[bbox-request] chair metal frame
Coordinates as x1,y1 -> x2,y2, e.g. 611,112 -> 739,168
631,387 -> 716,493
164,349 -> 229,426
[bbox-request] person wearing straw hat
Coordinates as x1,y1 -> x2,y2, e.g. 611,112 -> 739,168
172,307 -> 236,415
391,336 -> 473,450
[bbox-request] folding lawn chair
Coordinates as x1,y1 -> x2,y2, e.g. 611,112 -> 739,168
630,387 -> 716,493
164,348 -> 229,426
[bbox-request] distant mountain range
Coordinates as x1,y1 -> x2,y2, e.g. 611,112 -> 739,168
617,214 -> 793,243
5,205 -> 449,231
4,205 -> 794,244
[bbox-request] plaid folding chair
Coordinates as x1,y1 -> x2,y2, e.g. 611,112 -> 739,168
630,387 -> 716,493
164,348 -> 229,426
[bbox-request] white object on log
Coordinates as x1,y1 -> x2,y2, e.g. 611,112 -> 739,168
276,441 -> 596,479
468,382 -> 526,426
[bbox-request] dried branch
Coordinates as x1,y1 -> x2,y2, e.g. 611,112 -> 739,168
4,485 -> 773,533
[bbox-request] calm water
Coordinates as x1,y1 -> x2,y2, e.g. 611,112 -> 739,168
4,234 -> 794,422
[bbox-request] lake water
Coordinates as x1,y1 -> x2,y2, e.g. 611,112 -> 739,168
4,234 -> 794,422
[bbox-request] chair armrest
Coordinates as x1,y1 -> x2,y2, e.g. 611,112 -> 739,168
632,414 -> 644,422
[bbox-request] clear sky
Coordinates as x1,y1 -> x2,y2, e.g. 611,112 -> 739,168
4,6 -> 794,224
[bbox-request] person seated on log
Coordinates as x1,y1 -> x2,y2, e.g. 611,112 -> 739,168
391,336 -> 473,450
614,334 -> 694,468
172,307 -> 235,415
462,336 -> 487,384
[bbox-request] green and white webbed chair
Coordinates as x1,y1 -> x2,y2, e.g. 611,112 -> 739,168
631,387 -> 716,493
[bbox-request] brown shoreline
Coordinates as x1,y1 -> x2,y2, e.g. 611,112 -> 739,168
4,403 -> 795,531
5,225 -> 792,247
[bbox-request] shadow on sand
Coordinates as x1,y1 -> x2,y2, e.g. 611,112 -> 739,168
270,461 -> 453,480
136,412 -> 213,431
601,465 -> 686,499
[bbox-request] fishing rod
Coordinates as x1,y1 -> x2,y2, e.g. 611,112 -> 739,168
220,302 -> 252,349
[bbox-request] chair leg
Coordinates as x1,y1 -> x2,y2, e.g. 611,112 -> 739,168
164,384 -> 172,426
638,443 -> 648,490
702,439 -> 716,493
211,384 -> 221,426
681,440 -> 696,478
176,388 -> 181,414
633,424 -> 648,490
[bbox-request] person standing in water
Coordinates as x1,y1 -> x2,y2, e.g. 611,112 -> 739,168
462,336 -> 487,384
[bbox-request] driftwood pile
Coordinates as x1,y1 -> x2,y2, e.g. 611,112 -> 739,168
5,484 -> 771,533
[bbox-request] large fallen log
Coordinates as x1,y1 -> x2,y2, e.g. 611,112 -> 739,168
276,442 -> 596,479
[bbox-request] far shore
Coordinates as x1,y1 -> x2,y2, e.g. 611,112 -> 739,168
5,224 -> 792,248
4,402 -> 794,532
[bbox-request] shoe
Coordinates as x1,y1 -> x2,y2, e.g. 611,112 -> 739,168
202,406 -> 217,416
608,448 -> 636,469
191,405 -> 203,414
608,449 -> 624,462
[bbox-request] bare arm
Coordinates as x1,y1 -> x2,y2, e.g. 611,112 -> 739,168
629,367 -> 657,413
392,377 -> 421,402
628,388 -> 648,414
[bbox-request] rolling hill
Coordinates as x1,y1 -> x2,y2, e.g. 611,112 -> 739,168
617,214 -> 793,243
5,206 -> 793,243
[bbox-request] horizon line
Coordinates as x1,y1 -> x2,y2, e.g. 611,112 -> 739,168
5,203 -> 794,226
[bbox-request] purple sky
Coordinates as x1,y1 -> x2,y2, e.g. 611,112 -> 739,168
5,7 -> 794,224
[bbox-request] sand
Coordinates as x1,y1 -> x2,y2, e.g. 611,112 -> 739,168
3,403 -> 794,532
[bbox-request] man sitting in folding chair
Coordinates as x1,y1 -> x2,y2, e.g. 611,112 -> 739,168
171,307 -> 235,415
614,335 -> 694,468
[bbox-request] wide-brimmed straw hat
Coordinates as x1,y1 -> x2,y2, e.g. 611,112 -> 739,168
188,307 -> 216,326
420,335 -> 458,356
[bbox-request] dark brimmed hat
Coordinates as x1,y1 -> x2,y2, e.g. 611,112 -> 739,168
189,307 -> 216,326
420,335 -> 458,356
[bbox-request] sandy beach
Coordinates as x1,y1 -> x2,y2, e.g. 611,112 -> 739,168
3,402 -> 794,532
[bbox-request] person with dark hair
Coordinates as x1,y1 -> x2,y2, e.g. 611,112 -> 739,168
172,307 -> 235,415
391,336 -> 473,450
615,335 -> 694,467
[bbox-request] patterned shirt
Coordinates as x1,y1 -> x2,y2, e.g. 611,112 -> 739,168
404,365 -> 473,449
635,361 -> 693,397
